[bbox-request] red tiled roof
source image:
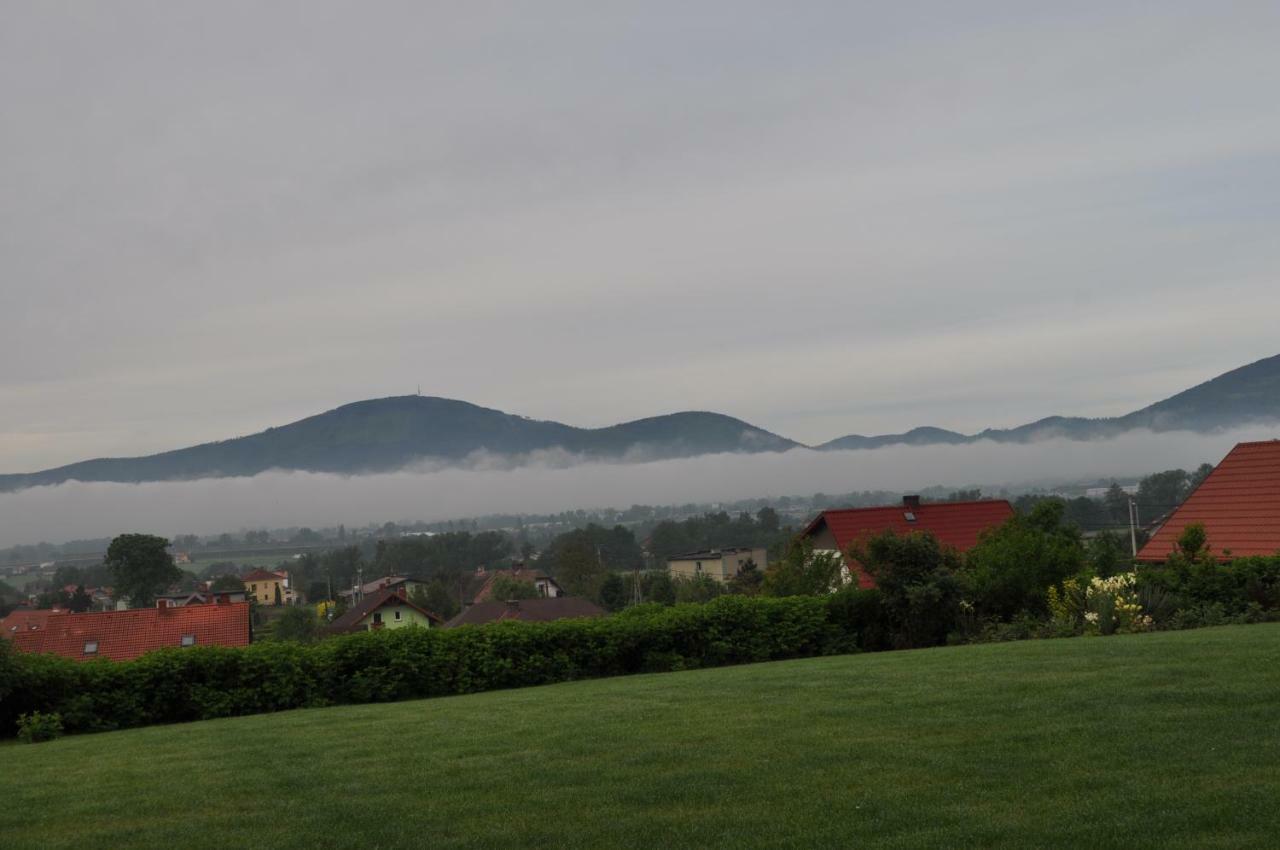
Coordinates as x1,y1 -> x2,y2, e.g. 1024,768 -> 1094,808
8,602 -> 251,662
241,568 -> 286,582
802,499 -> 1016,587
1,608 -> 63,636
1138,440 -> 1280,562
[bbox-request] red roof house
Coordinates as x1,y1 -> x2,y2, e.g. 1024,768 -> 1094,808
7,601 -> 251,662
800,496 -> 1015,587
1138,439 -> 1280,562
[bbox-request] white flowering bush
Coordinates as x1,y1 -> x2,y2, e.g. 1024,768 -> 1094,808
1048,573 -> 1152,636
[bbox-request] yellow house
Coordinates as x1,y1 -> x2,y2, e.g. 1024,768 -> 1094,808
242,569 -> 298,606
324,588 -> 442,634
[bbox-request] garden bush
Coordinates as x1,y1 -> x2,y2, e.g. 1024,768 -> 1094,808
0,595 -> 846,739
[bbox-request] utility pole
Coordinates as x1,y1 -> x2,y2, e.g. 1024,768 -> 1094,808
1128,498 -> 1139,556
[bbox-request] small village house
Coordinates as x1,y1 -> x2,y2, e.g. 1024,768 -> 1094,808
468,564 -> 565,603
242,568 -> 298,606
1138,439 -> 1280,562
325,587 -> 442,634
667,548 -> 767,583
800,496 -> 1015,587
338,574 -> 429,604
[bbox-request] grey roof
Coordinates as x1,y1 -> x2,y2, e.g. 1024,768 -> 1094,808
443,596 -> 605,628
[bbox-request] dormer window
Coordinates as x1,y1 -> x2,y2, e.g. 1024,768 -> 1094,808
83,641 -> 99,655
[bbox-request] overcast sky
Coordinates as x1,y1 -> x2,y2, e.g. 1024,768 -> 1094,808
3,2 -> 1279,473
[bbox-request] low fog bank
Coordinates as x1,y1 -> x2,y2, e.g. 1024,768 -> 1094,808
2,427 -> 1276,548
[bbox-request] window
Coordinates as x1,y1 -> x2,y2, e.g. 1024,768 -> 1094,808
904,511 -> 917,522
394,610 -> 402,621
83,641 -> 98,655
372,612 -> 383,625
181,634 -> 196,647
251,584 -> 257,593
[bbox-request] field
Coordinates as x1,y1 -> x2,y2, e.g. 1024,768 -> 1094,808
2,624 -> 1278,849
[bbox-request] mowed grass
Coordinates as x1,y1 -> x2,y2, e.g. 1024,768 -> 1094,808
3,625 -> 1278,849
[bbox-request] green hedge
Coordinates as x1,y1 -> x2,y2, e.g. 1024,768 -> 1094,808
0,591 -> 883,738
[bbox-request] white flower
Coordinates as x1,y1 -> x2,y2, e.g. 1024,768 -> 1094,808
1084,612 -> 1099,624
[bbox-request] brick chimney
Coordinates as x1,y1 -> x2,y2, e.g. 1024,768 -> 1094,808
903,495 -> 921,509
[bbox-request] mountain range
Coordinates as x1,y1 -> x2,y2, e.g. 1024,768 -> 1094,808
3,353 -> 1279,493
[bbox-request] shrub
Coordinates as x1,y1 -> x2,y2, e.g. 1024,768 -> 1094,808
17,711 -> 64,744
963,502 -> 1087,620
853,530 -> 963,649
0,595 -> 854,739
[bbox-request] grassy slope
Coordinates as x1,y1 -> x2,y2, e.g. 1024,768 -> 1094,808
3,625 -> 1278,849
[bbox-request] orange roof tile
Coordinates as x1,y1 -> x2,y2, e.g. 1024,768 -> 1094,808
1138,439 -> 1280,562
802,499 -> 1015,587
8,602 -> 250,662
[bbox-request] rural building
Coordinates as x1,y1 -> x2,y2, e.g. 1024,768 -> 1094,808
156,588 -> 248,608
241,568 -> 298,606
667,548 -> 767,583
469,565 -> 565,603
444,596 -> 605,628
6,601 -> 251,661
325,587 -> 442,634
1138,440 -> 1280,562
800,496 -> 1015,587
338,574 -> 429,604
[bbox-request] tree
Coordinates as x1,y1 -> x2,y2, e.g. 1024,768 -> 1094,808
599,574 -> 629,612
546,536 -> 607,599
489,575 -> 540,601
674,574 -> 724,604
727,560 -> 764,596
1087,529 -> 1131,579
1103,483 -> 1130,525
962,501 -> 1085,620
105,534 -> 182,608
854,530 -> 964,649
762,538 -> 842,597
1137,469 -> 1191,517
274,583 -> 283,606
68,585 -> 92,613
272,606 -> 318,643
211,574 -> 245,592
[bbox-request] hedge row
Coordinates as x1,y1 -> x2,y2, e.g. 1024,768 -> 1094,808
0,592 -> 882,738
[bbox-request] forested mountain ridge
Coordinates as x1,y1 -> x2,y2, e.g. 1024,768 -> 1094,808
3,354 -> 1278,492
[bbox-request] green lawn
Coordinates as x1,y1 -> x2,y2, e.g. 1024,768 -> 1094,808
3,625 -> 1278,849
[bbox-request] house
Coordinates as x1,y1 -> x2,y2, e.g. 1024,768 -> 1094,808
325,587 -> 442,634
1138,440 -> 1280,562
155,588 -> 248,608
800,496 -> 1015,587
7,601 -> 251,662
241,569 -> 298,606
468,565 -> 564,603
338,574 -> 429,604
667,548 -> 767,583
444,596 -> 605,628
